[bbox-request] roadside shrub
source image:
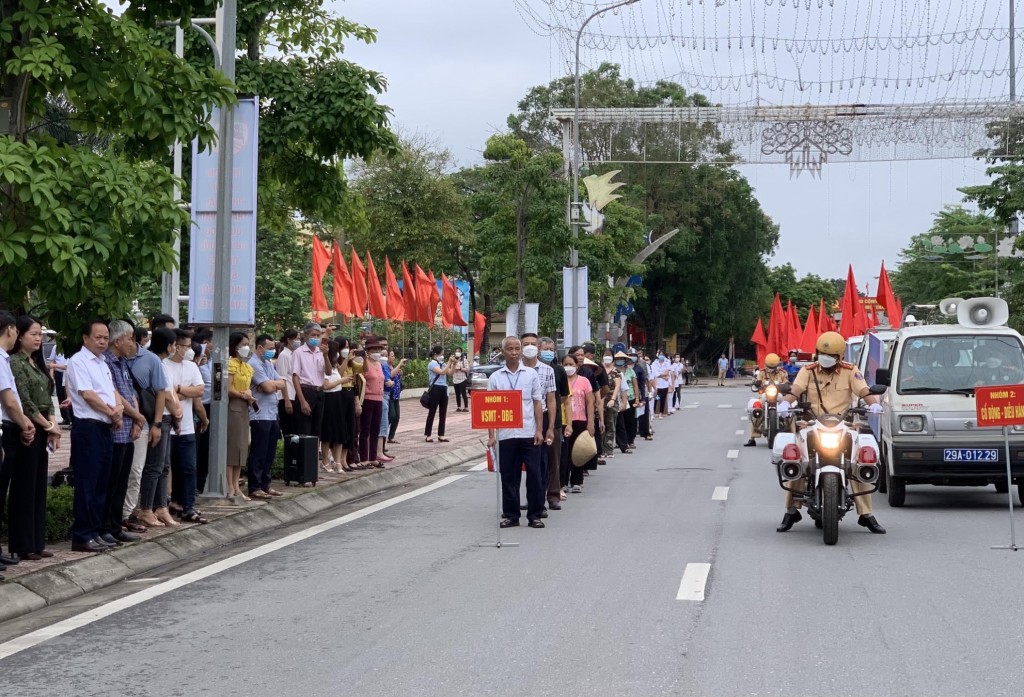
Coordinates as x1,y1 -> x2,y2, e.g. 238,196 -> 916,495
46,485 -> 75,543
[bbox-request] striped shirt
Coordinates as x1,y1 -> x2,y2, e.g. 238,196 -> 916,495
104,351 -> 136,443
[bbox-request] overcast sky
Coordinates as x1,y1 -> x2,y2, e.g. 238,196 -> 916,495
334,0 -> 1001,296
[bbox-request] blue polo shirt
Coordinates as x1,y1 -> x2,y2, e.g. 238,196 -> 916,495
248,355 -> 280,421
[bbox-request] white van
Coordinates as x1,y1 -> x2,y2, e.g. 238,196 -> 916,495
874,298 -> 1024,507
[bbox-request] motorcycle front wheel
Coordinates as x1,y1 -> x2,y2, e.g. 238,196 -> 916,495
767,407 -> 778,448
821,473 -> 841,546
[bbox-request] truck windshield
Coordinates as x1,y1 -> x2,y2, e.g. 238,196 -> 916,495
897,335 -> 1024,394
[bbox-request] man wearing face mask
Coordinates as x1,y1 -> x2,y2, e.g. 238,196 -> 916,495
650,351 -> 672,419
521,333 -> 556,514
165,329 -> 208,522
247,335 -> 287,499
291,323 -> 330,438
539,337 -> 569,508
451,348 -> 470,413
780,331 -> 886,535
275,327 -> 299,435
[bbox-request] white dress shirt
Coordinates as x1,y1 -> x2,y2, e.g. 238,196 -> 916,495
0,347 -> 21,423
66,347 -> 116,423
487,362 -> 543,441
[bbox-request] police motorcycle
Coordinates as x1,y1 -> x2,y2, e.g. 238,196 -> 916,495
772,384 -> 887,545
747,377 -> 792,448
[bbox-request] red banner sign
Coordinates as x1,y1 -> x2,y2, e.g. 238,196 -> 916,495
471,390 -> 523,430
975,385 -> 1024,428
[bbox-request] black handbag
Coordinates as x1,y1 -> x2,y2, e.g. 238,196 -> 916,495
420,372 -> 440,408
128,366 -> 157,425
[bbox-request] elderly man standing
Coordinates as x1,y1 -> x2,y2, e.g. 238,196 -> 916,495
539,336 -> 569,510
521,333 -> 556,515
291,322 -> 330,437
66,321 -> 125,553
487,336 -> 545,529
102,320 -> 145,544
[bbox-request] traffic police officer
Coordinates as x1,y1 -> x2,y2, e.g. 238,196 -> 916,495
778,331 -> 887,535
744,353 -> 790,447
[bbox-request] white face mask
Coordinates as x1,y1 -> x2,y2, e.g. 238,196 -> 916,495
602,356 -> 613,365
290,340 -> 301,350
817,354 -> 838,369
167,345 -> 176,358
455,352 -> 462,358
237,345 -> 251,359
370,352 -> 382,361
183,348 -> 196,362
522,345 -> 538,359
565,366 -> 577,376
341,348 -> 350,358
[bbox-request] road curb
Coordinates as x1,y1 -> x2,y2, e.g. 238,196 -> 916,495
0,443 -> 481,625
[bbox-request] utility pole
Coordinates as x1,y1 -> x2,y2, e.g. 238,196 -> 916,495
569,0 -> 640,347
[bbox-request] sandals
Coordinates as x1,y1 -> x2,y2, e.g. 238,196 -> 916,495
181,512 -> 208,524
499,519 -> 520,528
250,491 -> 273,500
266,489 -> 283,497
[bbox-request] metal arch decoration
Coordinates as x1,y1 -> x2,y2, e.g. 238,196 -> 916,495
761,121 -> 854,178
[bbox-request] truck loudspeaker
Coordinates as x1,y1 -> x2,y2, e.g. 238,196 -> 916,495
939,297 -> 965,316
957,297 -> 1009,328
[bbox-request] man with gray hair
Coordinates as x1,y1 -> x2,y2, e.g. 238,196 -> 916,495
102,320 -> 145,543
291,322 -> 330,437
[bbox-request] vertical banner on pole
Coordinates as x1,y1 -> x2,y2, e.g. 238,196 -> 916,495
562,266 -> 590,347
505,303 -> 540,338
975,384 -> 1024,550
472,390 -> 524,549
188,97 -> 259,325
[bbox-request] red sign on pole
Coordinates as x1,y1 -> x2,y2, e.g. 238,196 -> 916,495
471,390 -> 524,430
975,385 -> 1024,428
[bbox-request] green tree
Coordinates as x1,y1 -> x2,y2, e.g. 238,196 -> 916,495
766,264 -> 842,316
0,0 -> 232,339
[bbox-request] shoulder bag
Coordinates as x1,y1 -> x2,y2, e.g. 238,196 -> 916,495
420,368 -> 441,409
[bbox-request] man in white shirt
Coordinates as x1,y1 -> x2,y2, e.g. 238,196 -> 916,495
164,329 -> 208,523
0,311 -> 34,574
66,320 -> 125,553
669,354 -> 685,412
650,352 -> 673,419
486,336 -> 545,529
275,328 -> 298,435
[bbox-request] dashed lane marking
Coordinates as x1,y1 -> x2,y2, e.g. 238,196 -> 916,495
726,449 -> 739,459
712,486 -> 729,501
677,563 -> 712,601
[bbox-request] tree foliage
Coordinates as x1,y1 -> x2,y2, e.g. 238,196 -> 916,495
0,0 -> 233,338
766,264 -> 842,314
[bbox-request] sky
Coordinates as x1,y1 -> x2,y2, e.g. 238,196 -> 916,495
333,0 -> 1004,295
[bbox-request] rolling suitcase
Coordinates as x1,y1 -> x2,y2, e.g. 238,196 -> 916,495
283,435 -> 319,487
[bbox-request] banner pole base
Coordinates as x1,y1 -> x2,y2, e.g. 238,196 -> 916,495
478,441 -> 520,549
992,425 -> 1019,551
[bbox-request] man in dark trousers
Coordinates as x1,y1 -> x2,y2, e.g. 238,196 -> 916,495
631,348 -> 653,440
539,337 -> 569,510
487,336 -> 545,529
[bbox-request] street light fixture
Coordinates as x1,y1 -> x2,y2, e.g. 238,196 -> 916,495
568,0 -> 641,347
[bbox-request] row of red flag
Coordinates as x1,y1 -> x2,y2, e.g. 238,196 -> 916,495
311,238 -> 468,329
750,262 -> 903,365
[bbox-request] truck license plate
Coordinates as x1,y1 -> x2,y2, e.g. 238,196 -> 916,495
943,449 -> 998,462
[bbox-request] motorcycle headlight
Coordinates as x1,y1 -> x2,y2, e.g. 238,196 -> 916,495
818,431 -> 842,450
764,385 -> 778,400
899,416 -> 925,433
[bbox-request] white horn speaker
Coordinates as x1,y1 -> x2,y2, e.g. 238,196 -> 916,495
957,297 -> 1009,328
939,297 -> 965,316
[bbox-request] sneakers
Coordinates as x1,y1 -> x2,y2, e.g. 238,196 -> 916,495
570,485 -> 582,494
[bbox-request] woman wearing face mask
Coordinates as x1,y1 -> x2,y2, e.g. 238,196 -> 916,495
601,352 -> 623,458
387,350 -> 407,445
358,337 -> 391,467
320,340 -> 354,473
226,332 -> 255,500
451,348 -> 470,412
276,327 -> 299,435
562,354 -> 595,494
347,345 -> 369,469
424,345 -> 455,443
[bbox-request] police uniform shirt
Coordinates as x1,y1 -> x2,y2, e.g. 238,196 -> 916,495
761,367 -> 790,384
792,362 -> 869,416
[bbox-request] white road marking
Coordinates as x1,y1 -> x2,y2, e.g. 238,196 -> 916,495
676,563 -> 712,601
684,405 -> 698,409
735,429 -> 744,435
468,461 -> 488,472
0,474 -> 469,661
124,578 -> 163,584
726,449 -> 739,459
712,486 -> 729,501
717,404 -> 732,409
739,416 -> 747,421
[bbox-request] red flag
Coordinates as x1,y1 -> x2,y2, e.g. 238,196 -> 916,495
875,262 -> 898,326
331,242 -> 354,318
311,236 -> 332,315
799,307 -> 819,354
401,261 -> 419,323
350,250 -> 368,318
414,264 -> 433,323
767,294 -> 787,358
474,310 -> 487,359
893,297 -> 904,327
818,299 -> 830,335
427,270 -> 442,327
750,317 -> 768,368
838,266 -> 862,339
440,273 -> 455,329
786,300 -> 802,353
450,277 -> 467,326
365,252 -> 388,319
384,258 -> 405,321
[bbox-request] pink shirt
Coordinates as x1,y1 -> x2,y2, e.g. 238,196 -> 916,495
291,344 -> 325,388
568,375 -> 593,422
363,360 -> 384,401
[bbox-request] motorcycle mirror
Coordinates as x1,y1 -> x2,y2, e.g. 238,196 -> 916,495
869,383 -> 887,395
874,368 -> 891,386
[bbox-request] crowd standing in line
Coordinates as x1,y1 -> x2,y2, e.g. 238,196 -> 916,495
0,309 -> 699,576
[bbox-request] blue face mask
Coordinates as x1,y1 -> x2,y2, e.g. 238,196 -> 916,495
264,349 -> 276,360
615,360 -> 625,367
540,350 -> 555,362
307,338 -> 320,348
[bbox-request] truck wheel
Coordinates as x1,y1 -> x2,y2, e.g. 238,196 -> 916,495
1017,481 -> 1024,507
878,448 -> 888,494
886,466 -> 906,507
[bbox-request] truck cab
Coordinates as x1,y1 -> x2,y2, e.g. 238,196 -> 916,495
875,298 -> 1024,507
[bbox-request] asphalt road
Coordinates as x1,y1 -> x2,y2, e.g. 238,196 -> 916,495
1,386 -> 1022,696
